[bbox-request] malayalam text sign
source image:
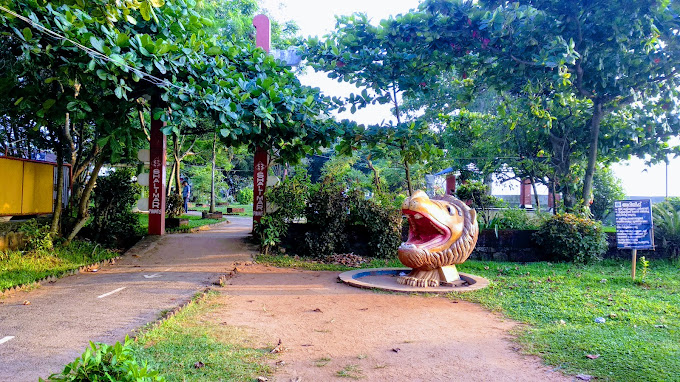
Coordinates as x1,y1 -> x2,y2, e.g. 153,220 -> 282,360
614,199 -> 654,249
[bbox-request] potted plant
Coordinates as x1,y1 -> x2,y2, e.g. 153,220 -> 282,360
165,193 -> 189,228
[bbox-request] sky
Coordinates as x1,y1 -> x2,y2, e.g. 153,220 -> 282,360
260,0 -> 680,197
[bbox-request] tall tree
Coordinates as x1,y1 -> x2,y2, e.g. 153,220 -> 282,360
416,0 -> 680,207
304,13 -> 444,195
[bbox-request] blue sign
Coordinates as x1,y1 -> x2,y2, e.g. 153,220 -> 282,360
614,200 -> 655,249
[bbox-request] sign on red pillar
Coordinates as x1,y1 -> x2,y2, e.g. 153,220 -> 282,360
148,97 -> 167,235
252,14 -> 271,225
253,148 -> 268,223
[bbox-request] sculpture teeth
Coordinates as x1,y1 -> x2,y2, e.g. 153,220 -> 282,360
414,213 -> 423,219
400,243 -> 417,249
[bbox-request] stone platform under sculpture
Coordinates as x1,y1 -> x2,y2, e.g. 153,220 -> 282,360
339,191 -> 488,293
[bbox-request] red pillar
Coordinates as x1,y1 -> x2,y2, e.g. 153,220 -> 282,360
548,191 -> 561,209
519,178 -> 532,208
252,14 -> 270,226
253,148 -> 268,223
446,175 -> 456,195
148,95 -> 167,235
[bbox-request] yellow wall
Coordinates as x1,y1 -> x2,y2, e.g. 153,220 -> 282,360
22,162 -> 54,214
0,158 -> 56,215
0,158 -> 24,215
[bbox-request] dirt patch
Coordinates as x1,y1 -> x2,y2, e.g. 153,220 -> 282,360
211,263 -> 570,382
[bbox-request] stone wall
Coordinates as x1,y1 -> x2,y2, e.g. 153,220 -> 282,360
0,231 -> 26,251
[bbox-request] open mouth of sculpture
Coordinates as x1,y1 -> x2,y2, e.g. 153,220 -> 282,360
401,210 -> 451,250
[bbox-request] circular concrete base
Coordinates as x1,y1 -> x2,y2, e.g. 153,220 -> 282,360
338,268 -> 489,294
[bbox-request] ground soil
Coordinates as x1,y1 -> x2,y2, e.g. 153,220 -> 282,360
0,216 -> 572,381
211,263 -> 572,382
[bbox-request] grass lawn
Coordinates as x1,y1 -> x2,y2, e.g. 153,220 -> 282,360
191,204 -> 253,216
132,292 -> 272,381
136,213 -> 226,233
0,241 -> 119,291
256,255 -> 680,382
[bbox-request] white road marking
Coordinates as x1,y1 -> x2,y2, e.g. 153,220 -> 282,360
97,287 -> 126,299
144,268 -> 170,278
0,336 -> 15,345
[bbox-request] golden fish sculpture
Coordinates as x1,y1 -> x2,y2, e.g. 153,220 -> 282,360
398,191 -> 479,287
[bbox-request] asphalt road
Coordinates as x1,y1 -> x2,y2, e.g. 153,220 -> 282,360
0,216 -> 255,382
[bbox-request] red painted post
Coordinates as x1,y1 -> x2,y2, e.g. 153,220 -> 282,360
519,178 -> 532,208
253,14 -> 271,53
548,191 -> 561,209
252,14 -> 270,226
148,95 -> 167,235
446,175 -> 456,195
253,148 -> 268,223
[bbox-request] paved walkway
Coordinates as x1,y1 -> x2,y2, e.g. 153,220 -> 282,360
0,217 -> 254,382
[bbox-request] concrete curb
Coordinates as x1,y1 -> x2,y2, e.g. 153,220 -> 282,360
338,267 -> 490,294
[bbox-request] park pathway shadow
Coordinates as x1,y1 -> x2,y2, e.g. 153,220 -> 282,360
0,216 -> 255,382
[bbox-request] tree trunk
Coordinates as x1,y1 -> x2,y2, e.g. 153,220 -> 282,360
582,101 -> 604,209
166,161 -> 176,197
530,176 -> 541,213
404,156 -> 413,196
65,154 -> 106,244
210,131 -> 217,213
367,158 -> 381,192
50,129 -> 65,236
173,134 -> 182,197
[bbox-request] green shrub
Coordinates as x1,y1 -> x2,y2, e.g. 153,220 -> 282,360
534,213 -> 608,263
18,219 -> 53,254
303,183 -> 349,258
236,187 -> 254,204
653,198 -> 680,258
348,192 -> 402,259
90,168 -> 141,246
42,337 -> 164,381
254,214 -> 289,255
486,208 -> 549,230
267,170 -> 311,222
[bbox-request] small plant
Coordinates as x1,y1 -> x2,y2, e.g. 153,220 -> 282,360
42,337 -> 164,381
236,187 -> 254,204
314,357 -> 332,367
639,256 -> 650,280
336,364 -> 363,379
165,193 -> 185,219
533,213 -> 608,263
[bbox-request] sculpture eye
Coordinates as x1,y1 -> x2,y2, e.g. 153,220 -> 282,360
447,206 -> 455,216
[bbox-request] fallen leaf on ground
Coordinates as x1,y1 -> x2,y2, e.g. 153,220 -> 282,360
586,354 -> 600,359
276,360 -> 286,366
311,308 -> 323,313
391,348 -> 401,353
22,300 -> 30,305
576,374 -> 593,381
193,361 -> 205,369
256,377 -> 268,382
